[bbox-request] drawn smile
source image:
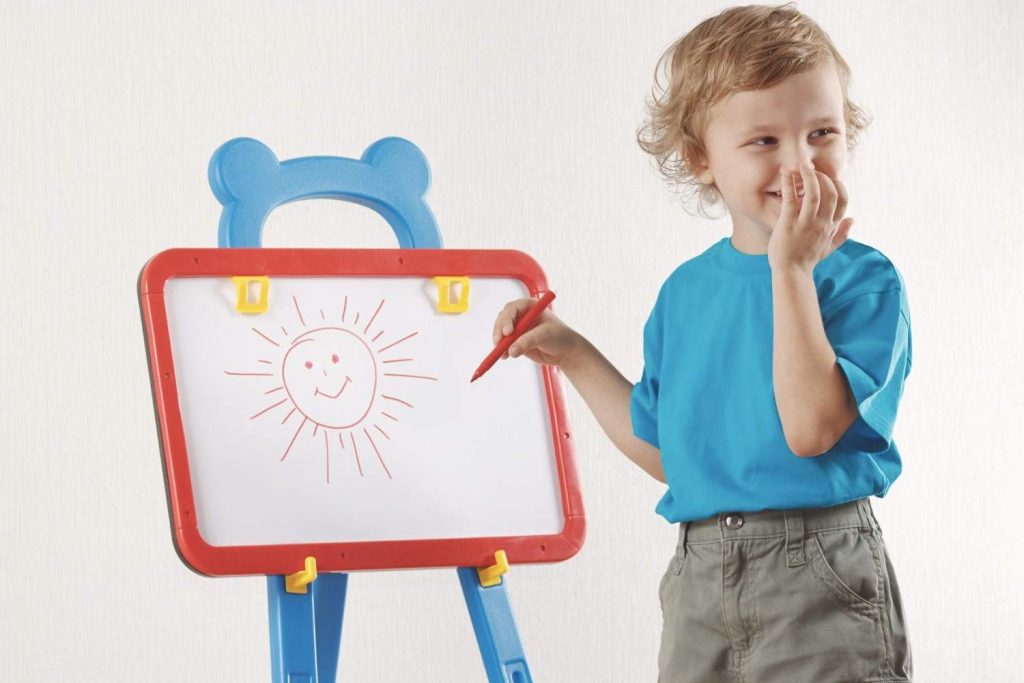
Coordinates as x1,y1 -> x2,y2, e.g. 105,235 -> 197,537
315,376 -> 352,399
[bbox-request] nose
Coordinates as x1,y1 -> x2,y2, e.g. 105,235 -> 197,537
785,160 -> 814,176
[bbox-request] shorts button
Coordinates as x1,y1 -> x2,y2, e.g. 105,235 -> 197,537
725,514 -> 744,529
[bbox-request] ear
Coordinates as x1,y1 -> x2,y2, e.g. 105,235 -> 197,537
688,152 -> 715,186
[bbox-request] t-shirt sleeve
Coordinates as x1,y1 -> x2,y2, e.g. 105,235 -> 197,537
630,289 -> 665,448
825,289 -> 913,454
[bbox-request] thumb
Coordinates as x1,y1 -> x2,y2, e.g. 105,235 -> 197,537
508,325 -> 547,358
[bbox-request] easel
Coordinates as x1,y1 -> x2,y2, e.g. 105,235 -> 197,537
210,137 -> 534,682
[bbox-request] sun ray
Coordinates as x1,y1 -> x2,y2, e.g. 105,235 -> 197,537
342,295 -> 348,323
281,326 -> 289,336
350,432 -> 364,476
363,429 -> 392,479
320,309 -> 325,320
313,423 -> 319,436
381,411 -> 399,422
282,407 -> 297,424
383,373 -> 438,381
225,370 -> 274,377
293,295 -> 306,327
372,330 -> 385,342
378,331 -> 418,353
337,431 -> 345,450
265,386 -> 284,394
250,398 -> 287,420
382,358 -> 413,364
251,327 -> 280,347
374,424 -> 390,440
382,394 -> 414,409
281,417 -> 308,462
354,312 -> 360,326
364,299 -> 385,335
258,359 -> 273,365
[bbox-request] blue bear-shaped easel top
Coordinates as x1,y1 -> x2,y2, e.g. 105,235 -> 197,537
209,137 -> 442,249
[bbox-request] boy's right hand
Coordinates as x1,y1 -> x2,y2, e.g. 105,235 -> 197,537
491,297 -> 583,368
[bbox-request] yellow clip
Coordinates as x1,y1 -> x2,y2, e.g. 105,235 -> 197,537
232,276 -> 270,314
285,556 -> 318,594
476,550 -> 508,588
431,276 -> 470,313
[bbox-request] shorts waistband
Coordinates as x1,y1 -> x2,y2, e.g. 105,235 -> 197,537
677,498 -> 880,551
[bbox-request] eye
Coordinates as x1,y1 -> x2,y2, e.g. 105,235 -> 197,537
332,354 -> 339,364
752,128 -> 838,146
304,361 -> 313,369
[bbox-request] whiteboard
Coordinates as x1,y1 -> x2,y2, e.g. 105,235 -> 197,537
140,248 -> 584,575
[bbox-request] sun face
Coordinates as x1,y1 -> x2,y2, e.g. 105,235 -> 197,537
282,327 -> 378,429
225,293 -> 437,482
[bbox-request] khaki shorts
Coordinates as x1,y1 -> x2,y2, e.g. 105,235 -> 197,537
658,498 -> 912,682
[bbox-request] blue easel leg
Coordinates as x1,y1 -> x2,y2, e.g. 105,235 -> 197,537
267,573 -> 348,683
313,573 -> 348,679
457,567 -> 534,683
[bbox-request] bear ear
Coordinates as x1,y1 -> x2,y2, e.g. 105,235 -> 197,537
208,137 -> 281,206
361,137 -> 430,197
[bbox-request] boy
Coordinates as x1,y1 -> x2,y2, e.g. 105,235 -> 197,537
490,3 -> 913,682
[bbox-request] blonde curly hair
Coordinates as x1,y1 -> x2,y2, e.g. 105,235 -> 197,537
637,2 -> 872,219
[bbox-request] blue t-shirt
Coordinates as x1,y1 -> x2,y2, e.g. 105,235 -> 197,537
630,236 -> 913,523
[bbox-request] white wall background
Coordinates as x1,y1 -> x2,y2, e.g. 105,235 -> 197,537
2,1 -> 1021,681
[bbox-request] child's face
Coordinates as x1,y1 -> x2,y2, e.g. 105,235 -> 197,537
695,61 -> 848,250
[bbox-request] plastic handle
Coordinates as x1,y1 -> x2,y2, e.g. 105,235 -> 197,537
208,137 -> 443,249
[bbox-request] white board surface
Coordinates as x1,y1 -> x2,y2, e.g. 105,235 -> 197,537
164,276 -> 564,547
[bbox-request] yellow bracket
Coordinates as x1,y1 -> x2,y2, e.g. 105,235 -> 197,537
285,556 -> 318,594
431,276 -> 470,313
476,550 -> 508,588
232,276 -> 270,314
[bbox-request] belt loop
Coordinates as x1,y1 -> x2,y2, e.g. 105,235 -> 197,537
854,498 -> 870,531
681,521 -> 690,558
784,509 -> 806,567
856,497 -> 880,533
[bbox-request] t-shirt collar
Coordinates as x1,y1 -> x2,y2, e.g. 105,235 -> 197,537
716,237 -> 771,276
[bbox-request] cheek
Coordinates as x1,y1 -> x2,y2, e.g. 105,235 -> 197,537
819,148 -> 848,179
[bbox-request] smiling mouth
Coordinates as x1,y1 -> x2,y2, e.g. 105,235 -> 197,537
314,376 -> 352,399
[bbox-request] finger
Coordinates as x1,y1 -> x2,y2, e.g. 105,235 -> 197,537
498,301 -> 532,357
492,303 -> 517,344
493,298 -> 535,343
831,176 -> 849,225
798,162 -> 820,225
779,169 -> 797,224
508,325 -> 549,358
816,171 -> 838,226
492,307 -> 509,344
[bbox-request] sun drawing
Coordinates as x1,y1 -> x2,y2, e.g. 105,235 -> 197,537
225,293 -> 437,482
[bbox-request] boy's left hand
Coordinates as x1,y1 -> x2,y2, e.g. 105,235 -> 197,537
768,161 -> 854,273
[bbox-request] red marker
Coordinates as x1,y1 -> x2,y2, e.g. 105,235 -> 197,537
470,291 -> 556,383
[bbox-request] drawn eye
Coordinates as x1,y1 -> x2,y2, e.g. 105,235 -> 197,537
305,361 -> 313,369
332,354 -> 340,364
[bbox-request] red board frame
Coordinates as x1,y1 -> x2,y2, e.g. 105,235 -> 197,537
139,248 -> 585,577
